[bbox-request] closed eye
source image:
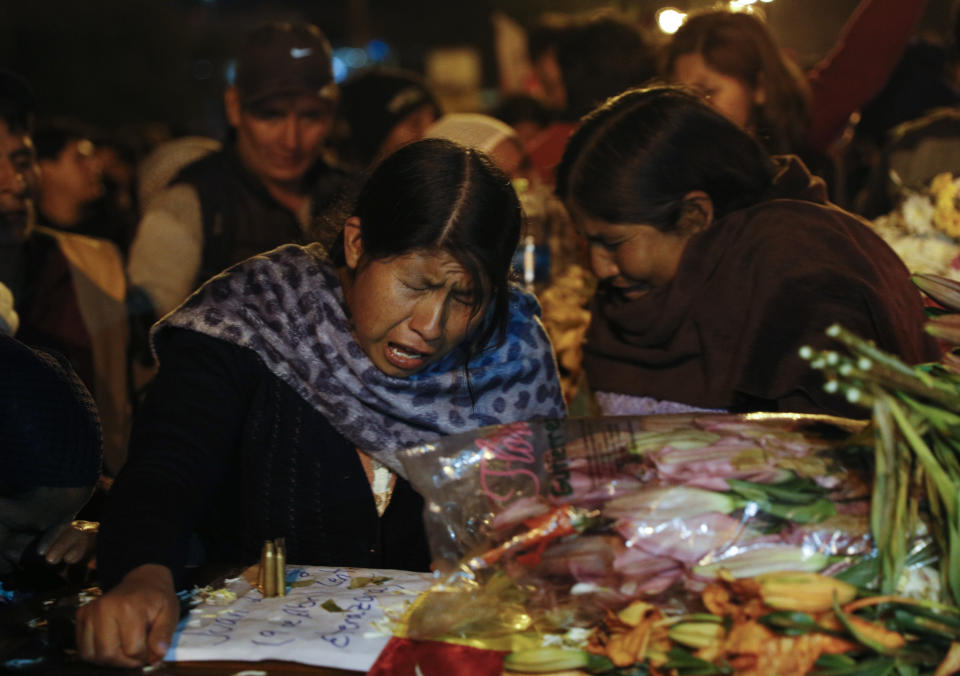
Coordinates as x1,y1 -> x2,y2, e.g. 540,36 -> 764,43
401,280 -> 429,292
588,236 -> 621,252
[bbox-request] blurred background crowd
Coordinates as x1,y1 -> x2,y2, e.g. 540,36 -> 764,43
5,0 -> 960,595
0,0 -> 956,213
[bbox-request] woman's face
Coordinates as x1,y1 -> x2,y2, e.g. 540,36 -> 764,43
570,204 -> 698,301
340,220 -> 485,377
671,52 -> 759,131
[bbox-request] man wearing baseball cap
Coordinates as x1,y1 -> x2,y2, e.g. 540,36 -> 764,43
127,21 -> 350,326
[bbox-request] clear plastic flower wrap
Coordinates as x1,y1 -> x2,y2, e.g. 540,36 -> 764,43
393,412 -> 937,646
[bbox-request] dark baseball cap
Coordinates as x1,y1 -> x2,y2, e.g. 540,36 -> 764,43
235,22 -> 337,106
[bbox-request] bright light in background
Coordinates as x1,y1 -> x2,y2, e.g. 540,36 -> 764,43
332,56 -> 348,83
332,40 -> 394,83
656,7 -> 687,34
366,39 -> 390,62
729,0 -> 773,11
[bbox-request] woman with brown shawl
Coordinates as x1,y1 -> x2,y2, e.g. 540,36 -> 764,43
556,86 -> 938,418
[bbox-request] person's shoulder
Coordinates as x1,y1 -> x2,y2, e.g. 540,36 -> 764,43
171,147 -> 230,181
725,198 -> 873,261
140,182 -> 203,222
37,225 -> 121,256
164,149 -> 240,202
138,136 -> 222,208
35,226 -> 126,298
153,325 -> 264,374
733,196 -> 841,234
1,334 -> 82,392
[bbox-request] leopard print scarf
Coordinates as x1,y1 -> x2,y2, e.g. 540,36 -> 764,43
153,243 -> 565,475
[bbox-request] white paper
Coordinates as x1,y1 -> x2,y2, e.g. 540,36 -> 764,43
167,566 -> 434,671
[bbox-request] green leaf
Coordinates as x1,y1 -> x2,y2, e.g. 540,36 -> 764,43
321,599 -> 344,612
585,653 -> 617,673
727,477 -> 827,504
725,478 -> 837,523
814,653 -> 857,670
833,552 -> 879,589
754,497 -> 838,524
661,647 -> 732,674
809,656 -> 896,676
901,394 -> 960,433
599,665 -> 650,676
831,595 -> 899,656
758,611 -> 836,636
895,600 -> 960,628
890,608 -> 957,642
892,664 -> 919,676
888,397 -> 956,520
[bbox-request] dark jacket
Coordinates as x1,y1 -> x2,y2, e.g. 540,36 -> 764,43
172,143 -> 352,289
98,329 -> 431,589
12,227 -> 130,475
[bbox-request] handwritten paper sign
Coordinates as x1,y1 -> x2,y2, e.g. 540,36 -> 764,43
167,566 -> 434,671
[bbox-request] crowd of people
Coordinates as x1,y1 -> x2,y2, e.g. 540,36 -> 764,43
2,0 -> 958,667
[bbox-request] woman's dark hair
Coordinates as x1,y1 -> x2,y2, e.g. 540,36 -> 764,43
556,86 -> 776,232
331,137 -> 522,354
554,13 -> 657,121
661,10 -> 810,155
33,118 -> 95,160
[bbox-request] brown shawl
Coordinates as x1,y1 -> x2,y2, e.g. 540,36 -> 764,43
583,156 -> 938,417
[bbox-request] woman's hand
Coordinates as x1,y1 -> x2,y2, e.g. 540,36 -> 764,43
75,563 -> 179,667
36,520 -> 97,566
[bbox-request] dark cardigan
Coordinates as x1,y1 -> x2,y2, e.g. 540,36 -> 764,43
97,329 -> 431,589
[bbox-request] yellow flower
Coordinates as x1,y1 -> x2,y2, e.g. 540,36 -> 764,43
931,173 -> 960,238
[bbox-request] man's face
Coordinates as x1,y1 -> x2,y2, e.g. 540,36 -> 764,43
226,88 -> 335,189
40,138 -> 104,208
0,119 -> 38,244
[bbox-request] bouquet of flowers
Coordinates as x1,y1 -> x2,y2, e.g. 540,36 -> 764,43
365,412 -> 960,675
871,172 -> 960,281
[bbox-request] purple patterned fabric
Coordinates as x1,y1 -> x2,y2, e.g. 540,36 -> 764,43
153,243 -> 565,475
595,391 -> 724,417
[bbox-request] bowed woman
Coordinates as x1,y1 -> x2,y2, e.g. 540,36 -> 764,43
77,138 -> 565,666
556,86 -> 937,418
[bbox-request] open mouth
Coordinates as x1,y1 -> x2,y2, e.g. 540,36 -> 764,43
385,342 -> 432,370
